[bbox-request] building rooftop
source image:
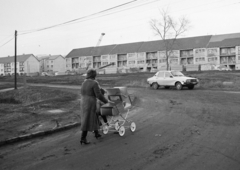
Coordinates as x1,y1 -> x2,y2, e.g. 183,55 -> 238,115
0,54 -> 34,63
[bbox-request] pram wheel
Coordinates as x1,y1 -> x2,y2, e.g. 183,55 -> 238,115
115,122 -> 120,130
119,126 -> 125,136
130,122 -> 136,132
102,124 -> 109,134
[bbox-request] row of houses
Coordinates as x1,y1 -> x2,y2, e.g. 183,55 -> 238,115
1,32 -> 240,76
65,32 -> 240,72
0,54 -> 65,76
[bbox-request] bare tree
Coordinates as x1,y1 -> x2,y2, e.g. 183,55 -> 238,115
150,9 -> 190,70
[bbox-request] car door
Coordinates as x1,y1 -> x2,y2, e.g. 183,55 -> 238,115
156,71 -> 164,85
163,72 -> 175,86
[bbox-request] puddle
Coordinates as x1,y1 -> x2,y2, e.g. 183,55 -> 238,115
47,109 -> 65,114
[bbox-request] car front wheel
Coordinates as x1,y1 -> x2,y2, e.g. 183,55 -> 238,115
152,83 -> 159,90
175,82 -> 182,90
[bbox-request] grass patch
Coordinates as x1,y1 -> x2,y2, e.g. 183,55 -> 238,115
125,79 -> 149,88
0,86 -> 79,113
0,97 -> 21,104
0,83 -> 22,90
199,78 -> 240,90
1,70 -> 240,90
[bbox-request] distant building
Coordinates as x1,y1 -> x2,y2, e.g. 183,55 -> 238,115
65,32 -> 240,72
0,63 -> 4,75
38,55 -> 66,73
0,54 -> 40,76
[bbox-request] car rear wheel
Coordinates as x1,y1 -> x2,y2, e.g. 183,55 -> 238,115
188,85 -> 194,90
175,82 -> 182,90
152,83 -> 159,90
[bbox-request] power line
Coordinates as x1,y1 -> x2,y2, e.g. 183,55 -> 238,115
47,0 -> 240,37
15,0 -> 240,46
49,0 -> 154,31
54,0 -> 160,28
0,36 -> 14,48
18,0 -> 150,35
4,0 -> 238,50
19,0 -> 238,37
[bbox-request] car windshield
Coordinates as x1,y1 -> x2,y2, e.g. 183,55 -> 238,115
171,71 -> 184,77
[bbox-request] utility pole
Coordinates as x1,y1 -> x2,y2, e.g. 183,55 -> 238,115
14,30 -> 17,89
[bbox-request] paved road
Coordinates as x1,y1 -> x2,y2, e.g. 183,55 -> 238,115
1,87 -> 240,170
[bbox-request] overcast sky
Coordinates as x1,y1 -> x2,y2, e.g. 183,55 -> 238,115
0,0 -> 240,57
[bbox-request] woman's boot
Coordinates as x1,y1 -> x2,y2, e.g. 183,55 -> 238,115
80,131 -> 90,145
94,130 -> 102,139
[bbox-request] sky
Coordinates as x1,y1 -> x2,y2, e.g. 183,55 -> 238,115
0,0 -> 240,58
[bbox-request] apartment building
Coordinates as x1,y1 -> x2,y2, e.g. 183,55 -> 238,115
38,55 -> 66,73
0,54 -> 40,76
0,63 -> 4,76
65,32 -> 240,72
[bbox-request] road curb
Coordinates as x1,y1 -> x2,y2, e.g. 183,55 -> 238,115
0,122 -> 80,147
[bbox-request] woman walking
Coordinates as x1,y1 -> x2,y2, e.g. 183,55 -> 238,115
80,69 -> 108,145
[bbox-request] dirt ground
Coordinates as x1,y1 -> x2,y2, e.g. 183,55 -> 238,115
1,86 -> 240,170
0,86 -> 80,141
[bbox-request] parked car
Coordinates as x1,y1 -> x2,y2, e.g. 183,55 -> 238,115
41,72 -> 54,76
147,70 -> 199,90
65,70 -> 76,75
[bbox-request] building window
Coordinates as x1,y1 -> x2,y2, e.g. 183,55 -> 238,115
207,48 -> 218,56
221,49 -> 226,54
170,59 -> 178,64
220,56 -> 228,64
195,57 -> 205,62
102,62 -> 108,65
128,61 -> 135,65
109,55 -> 116,60
180,50 -> 193,57
159,59 -> 166,63
102,55 -> 108,60
51,65 -> 53,68
118,54 -> 127,61
146,52 -> 157,59
137,60 -> 144,64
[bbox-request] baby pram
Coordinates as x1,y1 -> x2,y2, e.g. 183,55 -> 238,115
100,87 -> 136,136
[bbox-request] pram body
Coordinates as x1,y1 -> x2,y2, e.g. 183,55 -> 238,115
100,87 -> 136,136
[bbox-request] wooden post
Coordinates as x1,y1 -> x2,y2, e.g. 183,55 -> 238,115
23,73 -> 27,89
14,30 -> 17,89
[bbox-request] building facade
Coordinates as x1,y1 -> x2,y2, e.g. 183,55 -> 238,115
64,32 -> 240,72
0,54 -> 40,76
39,55 -> 66,73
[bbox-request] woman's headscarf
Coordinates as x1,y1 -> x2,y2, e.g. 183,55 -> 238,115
86,68 -> 97,79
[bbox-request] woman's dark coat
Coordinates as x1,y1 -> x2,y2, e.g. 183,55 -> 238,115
80,79 -> 108,131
